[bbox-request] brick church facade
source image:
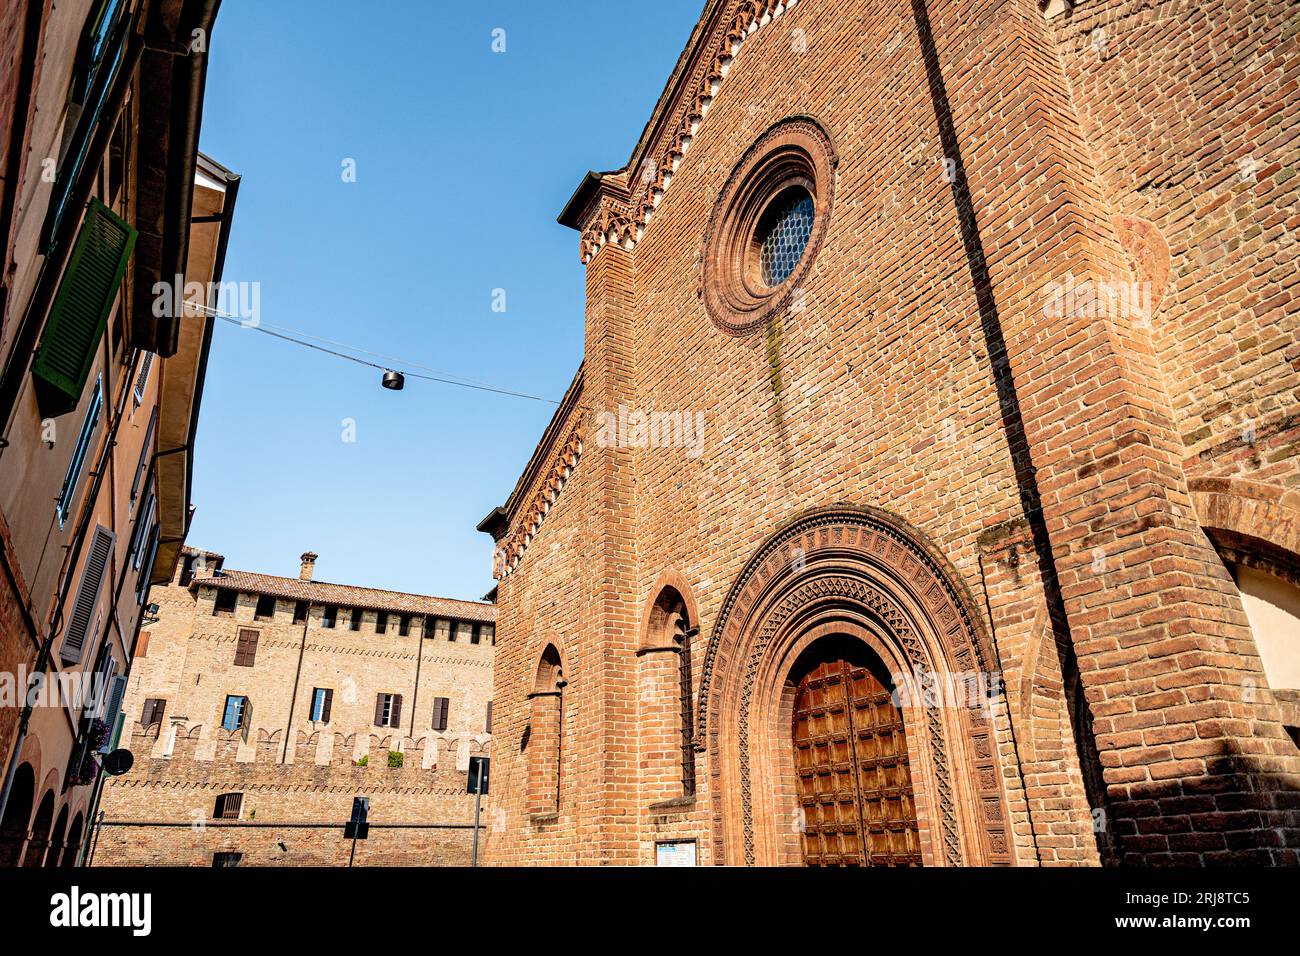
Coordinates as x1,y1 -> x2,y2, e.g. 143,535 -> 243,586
94,549 -> 495,866
478,0 -> 1300,865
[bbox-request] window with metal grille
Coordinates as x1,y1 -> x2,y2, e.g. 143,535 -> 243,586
310,687 -> 333,723
213,589 -> 237,616
756,186 -> 815,286
233,629 -> 259,667
213,793 -> 243,820
374,693 -> 402,728
141,698 -> 166,726
431,697 -> 450,732
54,374 -> 103,528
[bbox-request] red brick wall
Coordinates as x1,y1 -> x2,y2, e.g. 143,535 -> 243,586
483,0 -> 1300,866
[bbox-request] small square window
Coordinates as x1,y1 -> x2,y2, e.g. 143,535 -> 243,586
254,595 -> 276,621
213,589 -> 237,616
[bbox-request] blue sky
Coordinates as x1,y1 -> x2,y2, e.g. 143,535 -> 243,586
191,1 -> 703,599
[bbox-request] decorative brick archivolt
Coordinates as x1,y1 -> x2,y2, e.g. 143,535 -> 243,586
578,0 -> 808,264
700,116 -> 837,334
494,424 -> 583,579
697,505 -> 1013,866
1189,476 -> 1300,577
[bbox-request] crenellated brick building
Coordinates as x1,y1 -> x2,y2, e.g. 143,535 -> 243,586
93,548 -> 495,866
478,0 -> 1300,866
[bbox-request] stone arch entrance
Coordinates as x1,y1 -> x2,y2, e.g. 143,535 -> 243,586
698,505 -> 1014,866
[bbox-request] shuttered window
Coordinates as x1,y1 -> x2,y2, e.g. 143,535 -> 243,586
213,793 -> 243,820
222,695 -> 248,731
310,687 -> 333,723
32,200 -> 137,416
42,2 -> 131,249
431,697 -> 450,732
134,520 -> 160,603
54,374 -> 103,527
127,489 -> 155,569
141,698 -> 166,725
60,525 -> 115,665
485,701 -> 493,734
128,406 -> 157,514
233,628 -> 259,667
132,350 -> 153,404
102,673 -> 128,751
374,693 -> 402,728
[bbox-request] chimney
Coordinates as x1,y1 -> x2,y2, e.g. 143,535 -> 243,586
299,552 -> 318,581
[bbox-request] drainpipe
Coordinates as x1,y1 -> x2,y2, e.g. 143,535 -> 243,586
281,603 -> 312,762
409,619 -> 426,740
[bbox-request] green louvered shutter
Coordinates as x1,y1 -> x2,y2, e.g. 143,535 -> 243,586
31,198 -> 137,417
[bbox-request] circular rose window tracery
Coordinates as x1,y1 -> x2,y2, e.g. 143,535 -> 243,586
701,117 -> 837,335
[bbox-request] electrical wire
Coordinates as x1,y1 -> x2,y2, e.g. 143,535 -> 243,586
200,304 -> 560,405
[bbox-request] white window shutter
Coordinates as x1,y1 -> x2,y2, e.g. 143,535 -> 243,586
61,526 -> 115,665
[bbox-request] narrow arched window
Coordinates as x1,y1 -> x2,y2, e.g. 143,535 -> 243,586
640,587 -> 698,803
526,645 -> 564,817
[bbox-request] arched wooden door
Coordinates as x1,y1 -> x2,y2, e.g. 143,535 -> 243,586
792,651 -> 921,866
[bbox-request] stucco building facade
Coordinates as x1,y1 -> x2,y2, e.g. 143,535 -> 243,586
478,0 -> 1300,866
0,0 -> 231,867
94,548 -> 496,866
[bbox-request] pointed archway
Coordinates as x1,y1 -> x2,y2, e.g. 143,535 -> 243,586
697,505 -> 1015,866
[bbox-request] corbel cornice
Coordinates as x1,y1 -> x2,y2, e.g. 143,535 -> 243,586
565,0 -> 805,264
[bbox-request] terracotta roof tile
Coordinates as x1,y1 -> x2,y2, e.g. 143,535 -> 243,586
192,569 -> 495,623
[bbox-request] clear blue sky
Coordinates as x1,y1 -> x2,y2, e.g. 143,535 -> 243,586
190,1 -> 703,600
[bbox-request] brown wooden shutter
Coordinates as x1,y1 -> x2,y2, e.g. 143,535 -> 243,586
61,525 -> 115,665
240,697 -> 252,742
485,701 -> 493,733
322,689 -> 333,724
234,628 -> 259,666
390,694 -> 402,727
432,697 -> 449,731
374,694 -> 385,727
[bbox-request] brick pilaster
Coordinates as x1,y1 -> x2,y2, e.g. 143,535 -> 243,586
918,0 -> 1300,862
